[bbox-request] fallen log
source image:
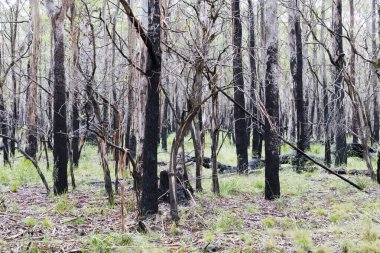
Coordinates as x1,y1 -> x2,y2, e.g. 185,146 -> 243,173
185,156 -> 264,173
332,169 -> 371,176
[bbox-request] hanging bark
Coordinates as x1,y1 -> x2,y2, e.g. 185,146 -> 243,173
232,0 -> 248,173
264,0 -> 280,200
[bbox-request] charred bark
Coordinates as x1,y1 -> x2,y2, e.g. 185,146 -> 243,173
264,0 -> 280,200
232,0 -> 248,173
140,0 -> 161,216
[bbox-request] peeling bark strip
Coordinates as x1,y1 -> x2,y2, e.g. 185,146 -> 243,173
232,0 -> 248,173
264,0 -> 280,200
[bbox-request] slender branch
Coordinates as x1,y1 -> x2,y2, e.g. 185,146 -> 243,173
216,86 -> 366,192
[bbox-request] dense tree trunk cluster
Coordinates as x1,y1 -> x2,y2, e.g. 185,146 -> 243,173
0,0 -> 379,223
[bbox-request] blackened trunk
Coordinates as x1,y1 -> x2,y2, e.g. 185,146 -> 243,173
72,99 -> 80,167
264,0 -> 280,200
0,93 -> 9,165
161,94 -> 169,151
288,0 -> 307,168
52,23 -> 69,195
141,0 -> 161,216
248,0 -> 261,158
211,77 -> 220,194
376,109 -> 380,144
232,0 -> 248,172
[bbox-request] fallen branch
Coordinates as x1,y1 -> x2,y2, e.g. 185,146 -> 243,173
216,86 -> 366,192
0,134 -> 50,194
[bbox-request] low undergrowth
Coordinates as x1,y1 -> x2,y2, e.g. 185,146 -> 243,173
0,140 -> 379,252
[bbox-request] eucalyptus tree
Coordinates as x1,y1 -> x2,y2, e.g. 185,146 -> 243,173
333,0 -> 347,166
288,0 -> 307,169
248,0 -> 261,158
349,0 -> 359,144
232,0 -> 248,173
25,0 -> 41,159
45,0 -> 71,194
264,0 -> 280,200
371,0 -> 379,142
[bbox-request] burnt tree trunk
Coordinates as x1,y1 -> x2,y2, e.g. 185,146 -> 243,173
320,0 -> 331,166
140,0 -> 161,216
248,0 -> 261,158
10,1 -> 20,157
26,0 -> 40,159
333,0 -> 347,166
350,0 -> 359,144
232,0 -> 248,173
46,0 -> 70,194
372,0 -> 379,143
0,88 -> 9,165
211,75 -> 220,195
288,0 -> 307,169
69,1 -> 80,167
161,91 -> 169,152
264,0 -> 280,200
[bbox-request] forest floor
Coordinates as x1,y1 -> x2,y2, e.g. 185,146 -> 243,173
0,138 -> 380,252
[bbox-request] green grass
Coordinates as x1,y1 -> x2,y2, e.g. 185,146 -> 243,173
208,211 -> 244,232
263,216 -> 277,229
1,137 -> 380,252
22,216 -> 38,227
41,218 -> 54,228
292,230 -> 314,252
